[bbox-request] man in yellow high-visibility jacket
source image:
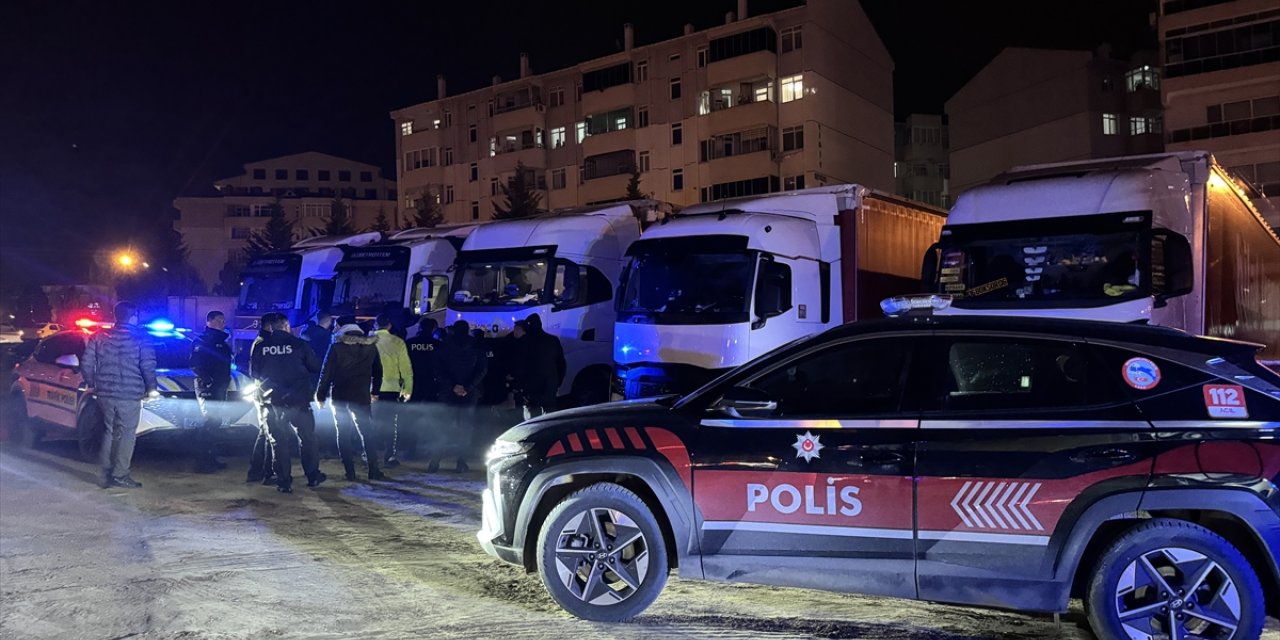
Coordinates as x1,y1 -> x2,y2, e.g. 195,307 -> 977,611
372,314 -> 412,468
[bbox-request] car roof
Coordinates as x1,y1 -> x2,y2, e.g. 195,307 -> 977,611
827,315 -> 1262,358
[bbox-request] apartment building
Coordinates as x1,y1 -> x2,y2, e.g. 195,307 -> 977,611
174,151 -> 397,290
894,114 -> 950,207
1159,0 -> 1280,227
946,46 -> 1164,194
390,0 -> 894,224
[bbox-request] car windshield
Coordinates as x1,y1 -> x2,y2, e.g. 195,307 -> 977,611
334,268 -> 407,310
619,251 -> 755,323
450,259 -> 551,308
239,273 -> 298,312
936,229 -> 1146,305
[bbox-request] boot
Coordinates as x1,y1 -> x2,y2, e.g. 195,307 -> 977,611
343,461 -> 357,481
454,460 -> 471,473
426,458 -> 440,473
99,470 -> 113,489
307,472 -> 327,488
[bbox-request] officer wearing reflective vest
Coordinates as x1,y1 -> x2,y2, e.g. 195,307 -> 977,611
250,314 -> 324,493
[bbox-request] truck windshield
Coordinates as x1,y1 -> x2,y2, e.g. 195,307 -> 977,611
936,226 -> 1148,307
238,273 -> 298,312
450,259 -> 551,308
333,268 -> 406,311
619,251 -> 755,324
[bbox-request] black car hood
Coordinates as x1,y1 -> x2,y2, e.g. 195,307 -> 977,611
499,396 -> 683,443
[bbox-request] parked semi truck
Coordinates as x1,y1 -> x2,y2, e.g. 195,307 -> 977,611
447,201 -> 668,406
232,231 -> 382,357
613,185 -> 946,399
921,151 -> 1280,361
328,224 -> 477,328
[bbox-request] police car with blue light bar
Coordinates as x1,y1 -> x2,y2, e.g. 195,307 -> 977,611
6,319 -> 258,458
479,302 -> 1280,639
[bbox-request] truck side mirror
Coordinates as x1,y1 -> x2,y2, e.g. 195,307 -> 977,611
920,242 -> 940,291
1152,229 -> 1193,305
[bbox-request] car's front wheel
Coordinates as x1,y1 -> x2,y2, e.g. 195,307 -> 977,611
1086,518 -> 1264,640
536,482 -> 668,621
76,402 -> 105,462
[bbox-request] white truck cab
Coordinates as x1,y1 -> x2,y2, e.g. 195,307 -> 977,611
447,201 -> 665,406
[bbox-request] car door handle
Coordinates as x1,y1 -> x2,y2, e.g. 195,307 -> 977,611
849,451 -> 905,466
1071,448 -> 1136,464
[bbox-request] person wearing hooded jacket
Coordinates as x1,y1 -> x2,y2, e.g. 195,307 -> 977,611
517,313 -> 566,418
250,314 -> 324,493
190,310 -> 232,473
316,323 -> 386,481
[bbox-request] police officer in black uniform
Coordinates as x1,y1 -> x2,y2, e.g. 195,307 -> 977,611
404,317 -> 441,459
190,310 -> 232,473
250,314 -> 325,493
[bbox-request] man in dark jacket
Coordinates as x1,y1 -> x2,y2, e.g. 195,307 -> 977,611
402,317 -> 440,459
82,301 -> 157,489
518,313 -> 565,418
250,314 -> 324,493
300,312 -> 334,364
429,320 -> 487,473
245,316 -> 277,484
316,323 -> 385,481
190,310 -> 232,473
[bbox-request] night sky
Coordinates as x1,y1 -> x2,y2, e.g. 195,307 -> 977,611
0,0 -> 1157,290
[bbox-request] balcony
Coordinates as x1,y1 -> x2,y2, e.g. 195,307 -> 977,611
583,149 -> 635,182
699,126 -> 776,162
707,49 -> 776,87
493,87 -> 545,133
578,173 -> 633,205
704,98 -> 776,135
706,148 -> 778,185
583,81 -> 636,116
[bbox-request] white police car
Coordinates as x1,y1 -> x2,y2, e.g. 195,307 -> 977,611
5,320 -> 258,457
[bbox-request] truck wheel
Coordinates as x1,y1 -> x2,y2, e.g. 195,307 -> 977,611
5,393 -> 41,448
536,482 -> 668,622
568,367 -> 610,408
76,402 -> 105,463
1086,518 -> 1264,640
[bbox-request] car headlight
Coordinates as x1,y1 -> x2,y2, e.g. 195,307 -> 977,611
485,440 -> 532,464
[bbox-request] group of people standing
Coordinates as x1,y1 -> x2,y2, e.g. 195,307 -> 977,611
80,300 -> 563,494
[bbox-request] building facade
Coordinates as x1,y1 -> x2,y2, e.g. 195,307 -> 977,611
894,114 -> 950,207
1159,0 -> 1280,227
946,46 -> 1164,195
174,152 -> 398,291
390,0 -> 894,224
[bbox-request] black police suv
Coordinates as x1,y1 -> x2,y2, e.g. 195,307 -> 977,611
478,315 -> 1280,639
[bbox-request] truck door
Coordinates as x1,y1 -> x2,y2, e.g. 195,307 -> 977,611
300,278 -> 334,319
913,332 -> 1155,611
692,335 -> 923,599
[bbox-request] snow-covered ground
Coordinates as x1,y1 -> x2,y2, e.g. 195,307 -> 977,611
2,438 -> 1276,640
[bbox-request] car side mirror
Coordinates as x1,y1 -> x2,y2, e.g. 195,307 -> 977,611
709,386 -> 778,418
55,354 -> 79,368
920,242 -> 940,290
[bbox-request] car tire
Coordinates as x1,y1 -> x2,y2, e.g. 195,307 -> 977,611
1086,518 -> 1264,640
76,402 -> 105,463
568,367 -> 610,409
536,482 -> 668,622
5,393 -> 41,448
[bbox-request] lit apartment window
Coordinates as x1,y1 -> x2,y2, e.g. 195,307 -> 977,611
696,48 -> 708,68
552,168 -> 567,190
489,137 -> 497,158
468,124 -> 477,143
614,115 -> 628,131
1129,116 -> 1161,135
671,122 -> 683,145
550,87 -> 565,107
490,177 -> 499,196
575,122 -> 587,144
638,151 -> 650,173
339,170 -> 351,181
1103,113 -> 1119,135
443,147 -> 454,165
432,118 -> 441,129
636,61 -> 649,82
471,202 -> 479,220
551,126 -> 566,148
637,106 -> 649,128
469,163 -> 478,182
670,78 -> 682,100
672,169 -> 684,191
1125,66 -> 1160,92
400,121 -> 414,136
782,125 -> 804,151
445,184 -> 454,204
893,162 -> 899,178
780,74 -> 804,103
781,26 -> 803,52
274,169 -> 287,180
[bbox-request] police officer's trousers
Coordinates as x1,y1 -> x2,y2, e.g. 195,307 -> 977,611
266,404 -> 320,489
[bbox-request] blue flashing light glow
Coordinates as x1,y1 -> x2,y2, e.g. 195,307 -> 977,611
146,319 -> 175,332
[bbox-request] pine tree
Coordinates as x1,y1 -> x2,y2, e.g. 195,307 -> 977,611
213,260 -> 242,296
409,189 -> 444,228
370,208 -> 392,233
492,161 -> 543,220
244,200 -> 294,259
625,169 -> 644,199
323,197 -> 355,236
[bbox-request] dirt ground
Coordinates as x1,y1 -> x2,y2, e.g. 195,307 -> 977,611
2,432 -> 1278,640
